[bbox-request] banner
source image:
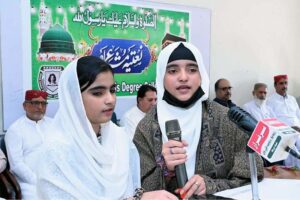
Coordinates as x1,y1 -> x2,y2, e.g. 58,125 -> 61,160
30,0 -> 190,98
1,0 -> 210,130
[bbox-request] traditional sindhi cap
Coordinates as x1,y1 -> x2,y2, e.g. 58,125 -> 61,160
274,74 -> 288,83
25,90 -> 48,100
167,43 -> 196,63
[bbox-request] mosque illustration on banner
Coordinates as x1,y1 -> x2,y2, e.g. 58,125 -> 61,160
35,1 -> 186,74
37,1 -> 76,62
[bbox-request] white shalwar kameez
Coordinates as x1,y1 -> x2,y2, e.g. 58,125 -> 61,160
120,105 -> 145,140
243,100 -> 275,121
267,93 -> 300,168
5,115 -> 53,199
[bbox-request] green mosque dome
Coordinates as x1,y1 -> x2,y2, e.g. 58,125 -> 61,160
39,24 -> 75,54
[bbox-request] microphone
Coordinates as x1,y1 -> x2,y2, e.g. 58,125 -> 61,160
228,106 -> 300,163
228,106 -> 258,136
165,119 -> 188,188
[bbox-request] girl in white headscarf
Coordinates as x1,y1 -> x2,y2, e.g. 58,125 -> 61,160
133,42 -> 263,199
37,56 -> 177,200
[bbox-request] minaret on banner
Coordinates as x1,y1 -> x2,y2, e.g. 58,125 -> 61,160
39,0 -> 50,41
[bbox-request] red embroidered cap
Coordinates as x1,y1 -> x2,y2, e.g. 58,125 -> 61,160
274,74 -> 288,83
25,90 -> 48,100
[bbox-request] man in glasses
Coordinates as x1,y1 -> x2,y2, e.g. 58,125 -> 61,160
5,90 -> 53,199
213,78 -> 236,108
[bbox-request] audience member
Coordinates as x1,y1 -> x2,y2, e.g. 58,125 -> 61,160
0,149 -> 7,173
120,84 -> 157,139
133,42 -> 263,199
5,90 -> 52,199
37,56 -> 177,200
213,78 -> 236,108
297,96 -> 300,107
243,83 -> 282,166
267,74 -> 300,167
267,75 -> 300,129
243,83 -> 275,121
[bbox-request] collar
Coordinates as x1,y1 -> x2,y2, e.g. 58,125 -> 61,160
213,98 -> 236,108
25,115 -> 44,124
274,92 -> 288,99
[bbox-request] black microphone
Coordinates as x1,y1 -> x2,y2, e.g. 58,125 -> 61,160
227,106 -> 258,136
228,106 -> 300,161
165,119 -> 188,188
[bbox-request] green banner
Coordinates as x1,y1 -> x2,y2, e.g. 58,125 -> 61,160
30,0 -> 189,98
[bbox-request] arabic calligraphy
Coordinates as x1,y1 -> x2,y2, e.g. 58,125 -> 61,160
73,8 -> 157,29
91,38 -> 151,73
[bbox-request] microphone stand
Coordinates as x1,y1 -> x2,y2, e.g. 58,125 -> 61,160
247,147 -> 260,200
227,106 -> 261,200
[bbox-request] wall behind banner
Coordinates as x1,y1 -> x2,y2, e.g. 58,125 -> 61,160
151,0 -> 300,103
0,0 -> 211,132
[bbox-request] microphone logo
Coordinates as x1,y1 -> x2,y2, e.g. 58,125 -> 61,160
248,123 -> 269,152
247,118 -> 299,162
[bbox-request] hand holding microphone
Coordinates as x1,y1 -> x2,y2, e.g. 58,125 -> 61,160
164,120 -> 207,199
162,140 -> 188,171
165,119 -> 189,188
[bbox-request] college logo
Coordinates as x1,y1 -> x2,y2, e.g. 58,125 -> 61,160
38,65 -> 64,99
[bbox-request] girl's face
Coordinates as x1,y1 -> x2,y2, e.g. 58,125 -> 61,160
81,71 -> 116,131
164,59 -> 201,101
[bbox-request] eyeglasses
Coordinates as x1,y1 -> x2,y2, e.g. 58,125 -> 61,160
218,87 -> 232,91
25,100 -> 48,107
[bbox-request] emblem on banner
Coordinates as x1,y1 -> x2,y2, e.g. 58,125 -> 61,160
38,65 -> 64,99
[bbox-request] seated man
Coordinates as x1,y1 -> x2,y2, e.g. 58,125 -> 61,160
297,96 -> 300,108
5,90 -> 53,199
213,78 -> 236,108
243,83 -> 275,121
267,75 -> 300,167
243,83 -> 282,166
120,84 -> 157,139
0,149 -> 7,173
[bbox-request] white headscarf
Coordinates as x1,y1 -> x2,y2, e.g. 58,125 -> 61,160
38,59 -> 138,199
156,42 -> 209,179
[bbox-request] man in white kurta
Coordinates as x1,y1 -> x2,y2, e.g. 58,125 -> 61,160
243,83 -> 275,121
5,90 -> 52,199
120,84 -> 157,140
244,83 -> 280,166
267,75 -> 300,167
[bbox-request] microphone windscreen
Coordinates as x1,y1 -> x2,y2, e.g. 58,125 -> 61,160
165,119 -> 181,141
228,106 -> 258,136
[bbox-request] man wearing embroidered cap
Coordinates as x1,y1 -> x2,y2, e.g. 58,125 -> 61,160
267,75 -> 300,128
267,75 -> 300,167
5,89 -> 53,199
134,42 -> 263,198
